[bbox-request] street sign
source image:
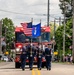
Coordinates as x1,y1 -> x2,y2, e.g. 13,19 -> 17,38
54,52 -> 58,55
5,51 -> 9,55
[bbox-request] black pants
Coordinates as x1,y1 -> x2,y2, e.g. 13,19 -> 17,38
21,55 -> 27,69
37,56 -> 42,68
29,55 -> 34,68
45,56 -> 51,69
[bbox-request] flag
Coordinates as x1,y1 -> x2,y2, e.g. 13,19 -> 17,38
27,22 -> 32,28
32,23 -> 41,37
21,23 -> 27,28
21,22 -> 32,28
21,22 -> 32,36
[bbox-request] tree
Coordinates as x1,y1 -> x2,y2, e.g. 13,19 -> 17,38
50,22 -> 59,39
59,0 -> 72,21
57,0 -> 73,61
2,18 -> 15,53
55,19 -> 72,57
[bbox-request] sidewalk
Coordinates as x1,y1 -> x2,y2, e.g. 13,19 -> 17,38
0,62 -> 9,67
53,61 -> 74,65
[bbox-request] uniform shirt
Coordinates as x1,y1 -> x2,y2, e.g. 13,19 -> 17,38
27,44 -> 36,56
45,47 -> 51,56
37,47 -> 43,56
22,46 -> 27,55
20,46 -> 27,59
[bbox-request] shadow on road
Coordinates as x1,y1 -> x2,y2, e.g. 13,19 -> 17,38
0,67 -> 38,69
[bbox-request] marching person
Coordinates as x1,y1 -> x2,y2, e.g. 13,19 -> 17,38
37,43 -> 43,70
45,44 -> 52,70
27,42 -> 36,70
20,43 -> 27,71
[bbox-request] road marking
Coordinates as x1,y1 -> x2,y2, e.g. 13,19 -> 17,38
32,69 -> 35,75
36,69 -> 41,75
32,69 -> 41,75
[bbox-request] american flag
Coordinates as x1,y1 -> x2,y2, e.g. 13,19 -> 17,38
21,22 -> 32,36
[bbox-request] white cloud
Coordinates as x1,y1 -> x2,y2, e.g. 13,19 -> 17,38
0,0 -> 63,26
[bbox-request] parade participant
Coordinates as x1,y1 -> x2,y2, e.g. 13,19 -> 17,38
27,42 -> 36,70
37,43 -> 43,70
45,44 -> 52,70
20,43 -> 27,71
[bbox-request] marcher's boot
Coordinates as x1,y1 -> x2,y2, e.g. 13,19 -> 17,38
30,67 -> 33,70
38,68 -> 41,70
22,68 -> 25,71
48,67 -> 51,71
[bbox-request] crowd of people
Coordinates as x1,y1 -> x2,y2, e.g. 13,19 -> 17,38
20,42 -> 52,71
64,55 -> 73,63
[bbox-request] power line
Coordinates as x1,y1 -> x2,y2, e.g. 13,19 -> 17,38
0,9 -> 32,15
0,9 -> 62,17
0,9 -> 49,16
0,9 -> 63,22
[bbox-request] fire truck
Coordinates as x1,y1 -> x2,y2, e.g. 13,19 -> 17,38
14,26 -> 51,68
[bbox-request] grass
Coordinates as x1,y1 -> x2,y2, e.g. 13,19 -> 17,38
0,60 -> 5,63
52,61 -> 74,65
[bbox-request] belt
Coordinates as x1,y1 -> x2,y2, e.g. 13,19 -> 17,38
38,53 -> 42,54
46,55 -> 51,56
22,52 -> 26,54
30,52 -> 34,53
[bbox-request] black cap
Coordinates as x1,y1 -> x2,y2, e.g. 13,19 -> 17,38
48,44 -> 52,45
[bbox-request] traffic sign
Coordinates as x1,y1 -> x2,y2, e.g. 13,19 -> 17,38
5,51 -> 9,55
54,52 -> 58,55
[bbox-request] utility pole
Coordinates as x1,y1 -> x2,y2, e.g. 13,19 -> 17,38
53,18 -> 56,39
47,0 -> 50,41
72,0 -> 74,63
59,17 -> 61,26
59,0 -> 66,62
47,0 -> 50,26
0,20 -> 2,54
63,2 -> 66,62
52,18 -> 56,61
59,17 -> 62,61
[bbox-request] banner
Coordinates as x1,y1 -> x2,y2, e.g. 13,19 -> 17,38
32,23 -> 41,38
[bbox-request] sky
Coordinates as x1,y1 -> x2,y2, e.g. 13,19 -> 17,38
0,0 -> 63,26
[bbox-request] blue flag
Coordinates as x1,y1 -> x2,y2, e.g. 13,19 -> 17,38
32,23 -> 41,37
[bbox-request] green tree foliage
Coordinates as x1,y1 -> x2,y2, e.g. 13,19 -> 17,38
57,0 -> 73,57
55,19 -> 72,56
50,22 -> 59,39
2,18 -> 15,51
59,0 -> 72,20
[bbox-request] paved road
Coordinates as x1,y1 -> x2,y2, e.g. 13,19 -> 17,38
0,62 -> 74,75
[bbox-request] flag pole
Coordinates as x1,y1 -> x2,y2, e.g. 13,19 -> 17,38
40,19 -> 41,44
30,18 -> 33,57
38,20 -> 41,42
39,19 -> 42,48
31,18 -> 33,44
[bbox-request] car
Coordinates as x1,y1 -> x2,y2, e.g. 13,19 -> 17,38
1,56 -> 9,62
